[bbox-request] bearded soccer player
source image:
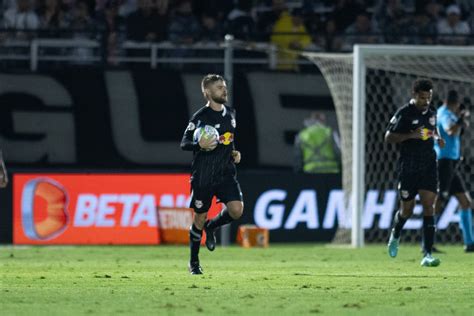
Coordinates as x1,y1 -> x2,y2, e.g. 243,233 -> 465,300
385,79 -> 445,267
180,74 -> 243,275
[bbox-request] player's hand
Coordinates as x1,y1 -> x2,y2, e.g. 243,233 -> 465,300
232,150 -> 241,164
437,137 -> 446,148
409,127 -> 425,140
460,110 -> 470,127
459,109 -> 470,119
199,135 -> 218,151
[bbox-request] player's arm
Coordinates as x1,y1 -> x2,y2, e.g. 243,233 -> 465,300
231,133 -> 241,164
385,129 -> 424,143
180,119 -> 218,151
180,120 -> 201,151
446,123 -> 462,136
444,110 -> 469,135
230,108 -> 241,163
384,110 -> 423,143
433,127 -> 445,148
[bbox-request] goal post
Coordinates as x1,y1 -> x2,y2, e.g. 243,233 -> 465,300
352,45 -> 366,248
306,44 -> 474,248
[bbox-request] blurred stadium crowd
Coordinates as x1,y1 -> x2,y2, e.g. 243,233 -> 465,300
1,0 -> 473,67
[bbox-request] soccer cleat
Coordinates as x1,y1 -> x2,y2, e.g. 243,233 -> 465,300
204,221 -> 216,252
420,254 -> 441,267
387,230 -> 400,258
188,261 -> 203,275
464,244 -> 474,253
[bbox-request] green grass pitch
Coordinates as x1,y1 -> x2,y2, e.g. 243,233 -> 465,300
0,244 -> 472,315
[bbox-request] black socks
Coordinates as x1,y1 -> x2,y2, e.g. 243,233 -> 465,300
189,224 -> 203,263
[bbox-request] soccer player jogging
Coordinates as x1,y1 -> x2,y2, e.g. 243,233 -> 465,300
180,74 -> 244,275
385,79 -> 445,267
434,90 -> 474,252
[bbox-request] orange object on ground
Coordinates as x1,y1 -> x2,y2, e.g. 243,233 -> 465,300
157,207 -> 206,245
236,225 -> 269,248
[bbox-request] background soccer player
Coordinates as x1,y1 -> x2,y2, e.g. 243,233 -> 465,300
385,79 -> 445,267
434,90 -> 473,252
180,74 -> 244,275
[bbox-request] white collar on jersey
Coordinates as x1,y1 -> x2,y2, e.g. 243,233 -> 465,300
205,102 -> 226,116
409,98 -> 429,114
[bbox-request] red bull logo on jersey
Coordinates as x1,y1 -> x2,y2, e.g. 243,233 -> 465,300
21,178 -> 69,240
219,132 -> 234,145
421,128 -> 433,141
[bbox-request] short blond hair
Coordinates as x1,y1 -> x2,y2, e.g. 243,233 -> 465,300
201,74 -> 225,93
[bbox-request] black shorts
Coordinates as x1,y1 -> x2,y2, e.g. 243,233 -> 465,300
190,176 -> 243,213
438,159 -> 467,200
398,160 -> 438,201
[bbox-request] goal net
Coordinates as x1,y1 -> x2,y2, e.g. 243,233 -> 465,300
304,45 -> 474,246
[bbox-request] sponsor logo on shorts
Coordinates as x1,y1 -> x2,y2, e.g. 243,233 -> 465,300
412,119 -> 419,124
195,200 -> 203,209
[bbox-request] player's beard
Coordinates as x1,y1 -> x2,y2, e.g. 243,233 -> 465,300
417,102 -> 429,112
210,93 -> 227,104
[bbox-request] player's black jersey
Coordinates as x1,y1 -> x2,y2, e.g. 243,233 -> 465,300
386,101 -> 437,172
181,105 -> 237,187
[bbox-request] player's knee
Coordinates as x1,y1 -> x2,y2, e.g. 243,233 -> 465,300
193,212 -> 207,229
461,193 -> 472,209
467,200 -> 473,209
422,205 -> 435,216
228,202 -> 244,219
400,204 -> 414,218
401,209 -> 413,218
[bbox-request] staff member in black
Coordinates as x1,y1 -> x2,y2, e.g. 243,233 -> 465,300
181,74 -> 243,275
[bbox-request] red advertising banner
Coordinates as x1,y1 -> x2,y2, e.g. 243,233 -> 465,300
13,174 -> 220,245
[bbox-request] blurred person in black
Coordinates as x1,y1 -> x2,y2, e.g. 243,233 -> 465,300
192,0 -> 233,24
126,0 -> 168,42
200,11 -> 223,43
180,74 -> 243,275
226,0 -> 256,41
342,12 -> 381,50
96,0 -> 126,64
256,0 -> 286,41
332,0 -> 365,33
168,0 -> 200,45
385,78 -> 446,267
38,0 -> 69,33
